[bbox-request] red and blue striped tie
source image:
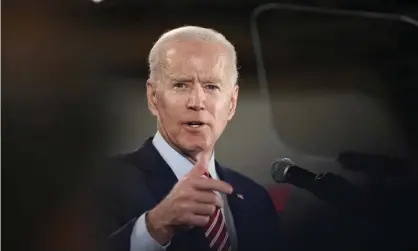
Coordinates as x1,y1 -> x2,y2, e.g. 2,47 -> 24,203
203,171 -> 232,251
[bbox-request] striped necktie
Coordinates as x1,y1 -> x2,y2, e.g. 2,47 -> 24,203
203,171 -> 232,251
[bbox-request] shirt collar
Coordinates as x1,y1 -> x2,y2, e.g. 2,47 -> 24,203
152,131 -> 217,180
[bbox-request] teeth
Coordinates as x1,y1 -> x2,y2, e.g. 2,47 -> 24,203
187,122 -> 203,126
186,121 -> 203,127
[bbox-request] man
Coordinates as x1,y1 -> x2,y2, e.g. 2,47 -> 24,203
94,26 -> 286,251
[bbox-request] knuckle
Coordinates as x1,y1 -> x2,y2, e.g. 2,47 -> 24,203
177,214 -> 187,224
210,194 -> 218,203
189,193 -> 198,202
203,216 -> 210,225
177,188 -> 191,200
209,205 -> 216,214
179,202 -> 189,211
184,176 -> 196,183
185,215 -> 195,225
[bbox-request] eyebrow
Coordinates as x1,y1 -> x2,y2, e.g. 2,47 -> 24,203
168,74 -> 193,82
168,74 -> 221,84
200,77 -> 221,83
172,77 -> 193,82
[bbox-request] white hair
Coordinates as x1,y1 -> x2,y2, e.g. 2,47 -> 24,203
148,26 -> 238,84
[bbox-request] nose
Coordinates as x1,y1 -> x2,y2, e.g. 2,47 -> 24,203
186,84 -> 206,111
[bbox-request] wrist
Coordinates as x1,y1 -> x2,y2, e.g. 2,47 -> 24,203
146,209 -> 174,245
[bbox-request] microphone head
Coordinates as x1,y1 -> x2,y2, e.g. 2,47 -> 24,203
270,158 -> 295,183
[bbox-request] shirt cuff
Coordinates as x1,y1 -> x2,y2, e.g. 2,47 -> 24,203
130,212 -> 171,251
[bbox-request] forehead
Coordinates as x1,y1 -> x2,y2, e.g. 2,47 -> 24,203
162,40 -> 230,81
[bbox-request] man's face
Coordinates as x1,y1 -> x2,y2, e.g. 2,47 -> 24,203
147,40 -> 239,157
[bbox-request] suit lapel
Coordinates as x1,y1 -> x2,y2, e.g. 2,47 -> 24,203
216,162 -> 248,250
215,162 -> 244,210
134,137 -> 178,204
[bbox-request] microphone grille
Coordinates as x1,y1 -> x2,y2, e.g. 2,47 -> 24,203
270,158 -> 295,183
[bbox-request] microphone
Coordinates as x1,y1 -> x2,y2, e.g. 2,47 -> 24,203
271,158 -> 362,210
271,158 -> 317,189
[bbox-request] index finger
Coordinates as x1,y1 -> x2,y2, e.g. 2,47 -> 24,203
192,178 -> 233,195
188,152 -> 211,177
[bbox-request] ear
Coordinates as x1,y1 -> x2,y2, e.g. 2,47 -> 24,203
146,80 -> 158,117
227,84 -> 239,121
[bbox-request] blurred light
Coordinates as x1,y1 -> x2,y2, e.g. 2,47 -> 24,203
92,0 -> 103,3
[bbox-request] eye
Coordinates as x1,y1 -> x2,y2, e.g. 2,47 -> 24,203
173,82 -> 187,88
205,84 -> 220,91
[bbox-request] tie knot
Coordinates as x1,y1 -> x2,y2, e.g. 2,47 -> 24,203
204,171 -> 211,178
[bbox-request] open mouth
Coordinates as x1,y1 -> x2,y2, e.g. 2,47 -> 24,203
185,121 -> 205,128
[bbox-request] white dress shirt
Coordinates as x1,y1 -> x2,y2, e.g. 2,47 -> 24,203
130,131 -> 237,251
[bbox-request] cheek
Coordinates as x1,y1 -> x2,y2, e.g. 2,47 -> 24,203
212,100 -> 232,124
157,94 -> 184,121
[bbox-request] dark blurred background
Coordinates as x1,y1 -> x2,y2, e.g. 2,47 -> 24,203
2,0 -> 418,251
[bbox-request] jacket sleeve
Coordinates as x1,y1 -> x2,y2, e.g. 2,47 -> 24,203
87,159 -> 152,251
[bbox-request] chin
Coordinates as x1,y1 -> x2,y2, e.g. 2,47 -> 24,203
180,138 -> 211,153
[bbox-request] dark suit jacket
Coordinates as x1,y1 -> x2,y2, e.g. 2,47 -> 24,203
92,137 -> 287,251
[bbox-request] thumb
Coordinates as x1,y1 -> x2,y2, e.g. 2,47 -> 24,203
189,153 -> 210,177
